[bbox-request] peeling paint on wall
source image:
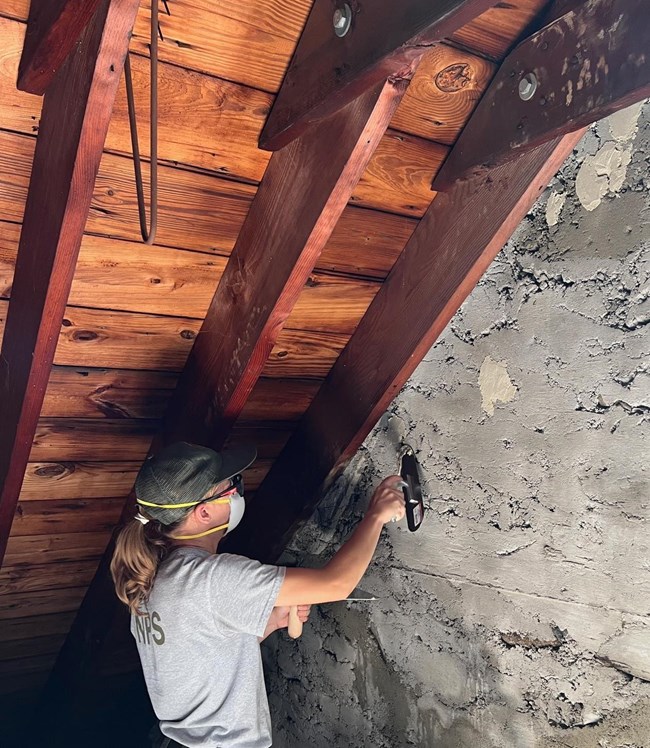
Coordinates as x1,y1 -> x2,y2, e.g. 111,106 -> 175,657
264,101 -> 650,748
575,101 -> 644,211
478,356 -> 517,416
545,191 -> 566,227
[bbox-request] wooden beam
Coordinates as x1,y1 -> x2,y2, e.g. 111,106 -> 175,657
0,0 -> 139,566
432,0 -> 649,190
161,79 -> 408,449
259,0 -> 498,150
17,0 -> 104,95
225,130 -> 585,563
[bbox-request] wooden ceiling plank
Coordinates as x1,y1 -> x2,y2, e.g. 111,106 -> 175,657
10,498 -> 126,536
0,123 -> 436,243
21,462 -> 141,501
0,588 -> 88,620
0,612 -> 75,643
17,0 -> 104,94
225,132 -> 585,563
41,366 -> 178,421
161,80 -> 407,449
0,0 -> 139,566
450,0 -> 544,60
0,559 -> 99,594
4,531 -> 112,566
29,419 -> 157,462
391,43 -> 497,146
1,299 -> 348,378
260,0 -> 497,149
433,0 -> 650,190
263,329 -> 349,379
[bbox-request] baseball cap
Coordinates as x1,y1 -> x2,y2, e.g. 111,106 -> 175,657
135,441 -> 256,526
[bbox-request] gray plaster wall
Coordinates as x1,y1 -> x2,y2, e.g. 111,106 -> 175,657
262,101 -> 650,748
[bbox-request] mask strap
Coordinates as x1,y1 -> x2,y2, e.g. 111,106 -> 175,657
172,489 -> 239,540
172,522 -> 229,540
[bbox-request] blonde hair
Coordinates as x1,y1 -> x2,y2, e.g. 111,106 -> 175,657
110,515 -> 184,616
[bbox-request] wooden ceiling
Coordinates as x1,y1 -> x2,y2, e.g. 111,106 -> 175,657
0,0 -> 552,703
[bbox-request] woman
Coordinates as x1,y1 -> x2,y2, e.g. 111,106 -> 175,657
111,441 -> 406,748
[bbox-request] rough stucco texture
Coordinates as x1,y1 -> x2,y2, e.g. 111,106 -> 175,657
262,101 -> 650,748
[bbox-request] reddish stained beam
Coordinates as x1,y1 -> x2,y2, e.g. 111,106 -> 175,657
260,0 -> 497,150
432,0 -> 649,190
17,0 -> 105,95
161,79 -> 408,449
0,0 -> 140,566
225,130 -> 586,564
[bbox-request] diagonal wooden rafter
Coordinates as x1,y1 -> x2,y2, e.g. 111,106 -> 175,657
17,0 -> 105,95
260,0 -> 498,150
432,0 -> 650,190
161,79 -> 409,450
0,0 -> 140,566
224,130 -> 586,564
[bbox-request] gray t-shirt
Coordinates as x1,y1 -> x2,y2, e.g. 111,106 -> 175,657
131,547 -> 286,748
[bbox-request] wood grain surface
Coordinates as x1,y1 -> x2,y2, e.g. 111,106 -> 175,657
392,43 -> 496,145
451,0 -> 545,59
10,499 -> 125,536
20,462 -> 140,500
29,419 -> 156,462
0,0 -> 140,565
0,560 -> 99,594
4,532 -> 112,566
17,0 -> 104,94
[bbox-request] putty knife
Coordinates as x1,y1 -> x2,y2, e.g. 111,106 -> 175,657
400,445 -> 425,532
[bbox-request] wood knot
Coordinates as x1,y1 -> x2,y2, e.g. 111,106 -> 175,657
435,63 -> 472,92
61,318 -> 73,327
276,350 -> 288,359
35,463 -> 68,478
72,329 -> 98,342
180,329 -> 196,340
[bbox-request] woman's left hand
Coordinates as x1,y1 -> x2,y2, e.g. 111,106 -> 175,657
272,605 -> 311,632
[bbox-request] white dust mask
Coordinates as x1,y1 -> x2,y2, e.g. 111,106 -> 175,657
226,491 -> 245,534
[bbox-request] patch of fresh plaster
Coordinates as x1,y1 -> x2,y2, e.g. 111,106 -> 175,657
545,191 -> 566,227
478,355 -> 517,415
575,102 -> 644,211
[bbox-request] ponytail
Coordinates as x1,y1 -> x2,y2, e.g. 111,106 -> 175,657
111,517 -> 180,616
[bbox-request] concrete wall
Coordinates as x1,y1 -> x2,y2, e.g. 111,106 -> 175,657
262,101 -> 650,748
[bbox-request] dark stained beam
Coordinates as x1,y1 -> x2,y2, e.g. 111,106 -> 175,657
0,0 -> 140,566
17,0 -> 105,95
432,0 -> 649,190
162,79 -> 408,449
225,130 -> 586,564
260,0 -> 498,150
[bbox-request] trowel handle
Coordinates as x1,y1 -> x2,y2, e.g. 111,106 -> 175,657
288,606 -> 303,639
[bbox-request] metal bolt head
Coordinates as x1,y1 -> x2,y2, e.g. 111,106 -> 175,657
333,3 -> 353,37
518,72 -> 538,101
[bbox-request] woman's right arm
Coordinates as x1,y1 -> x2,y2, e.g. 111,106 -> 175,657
275,475 -> 406,607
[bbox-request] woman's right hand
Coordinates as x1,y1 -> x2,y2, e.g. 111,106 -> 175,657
367,475 -> 406,525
